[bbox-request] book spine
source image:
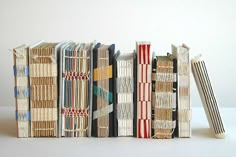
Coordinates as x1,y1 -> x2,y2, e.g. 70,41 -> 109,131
88,42 -> 96,137
14,47 -> 30,137
116,54 -> 135,136
191,56 -> 225,138
151,56 -> 176,139
92,44 -> 115,137
136,42 -> 152,138
61,43 -> 91,137
113,52 -> 118,137
133,52 -> 137,137
176,46 -> 191,138
29,43 -> 58,137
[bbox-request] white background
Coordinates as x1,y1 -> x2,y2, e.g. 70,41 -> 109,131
0,0 -> 235,107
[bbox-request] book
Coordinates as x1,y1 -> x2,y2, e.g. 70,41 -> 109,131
172,44 -> 191,137
191,55 -> 225,138
136,41 -> 152,138
29,42 -> 58,137
114,51 -> 136,136
60,42 -> 94,137
151,55 -> 177,139
13,45 -> 30,137
92,43 -> 115,137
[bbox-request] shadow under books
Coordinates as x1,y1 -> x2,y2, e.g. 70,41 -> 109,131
192,128 -> 215,138
0,116 -> 216,138
0,118 -> 16,137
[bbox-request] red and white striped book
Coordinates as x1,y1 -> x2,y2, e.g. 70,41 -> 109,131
136,41 -> 152,138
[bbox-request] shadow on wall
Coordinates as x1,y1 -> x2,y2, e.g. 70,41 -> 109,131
192,128 -> 215,138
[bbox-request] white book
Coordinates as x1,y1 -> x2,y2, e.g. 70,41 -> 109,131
13,45 -> 30,137
172,44 -> 191,138
115,51 -> 135,136
191,55 -> 225,138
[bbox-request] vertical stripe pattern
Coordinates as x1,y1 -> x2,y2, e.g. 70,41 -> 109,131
29,42 -> 58,137
136,42 -> 151,138
191,56 -> 225,138
61,43 -> 92,137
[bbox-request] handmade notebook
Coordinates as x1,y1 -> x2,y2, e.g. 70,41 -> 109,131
172,44 -> 191,137
29,42 -> 58,137
60,42 -> 94,137
55,41 -> 68,137
136,42 -> 152,138
114,51 -> 136,136
92,43 -> 115,137
13,45 -> 30,137
151,55 -> 177,139
191,55 -> 225,138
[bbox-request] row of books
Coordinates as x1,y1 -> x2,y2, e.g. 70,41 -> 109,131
13,41 -> 225,138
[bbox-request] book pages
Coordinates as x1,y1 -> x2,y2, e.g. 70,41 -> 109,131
191,55 -> 225,138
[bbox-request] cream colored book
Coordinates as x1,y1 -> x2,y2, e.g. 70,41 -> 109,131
29,41 -> 58,137
13,45 -> 30,137
172,44 -> 191,138
191,55 -> 225,138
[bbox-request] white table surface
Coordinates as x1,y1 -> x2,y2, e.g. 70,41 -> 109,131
0,106 -> 235,157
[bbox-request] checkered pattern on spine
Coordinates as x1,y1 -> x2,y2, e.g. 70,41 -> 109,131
116,53 -> 135,136
136,42 -> 151,138
29,43 -> 58,137
151,56 -> 176,139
